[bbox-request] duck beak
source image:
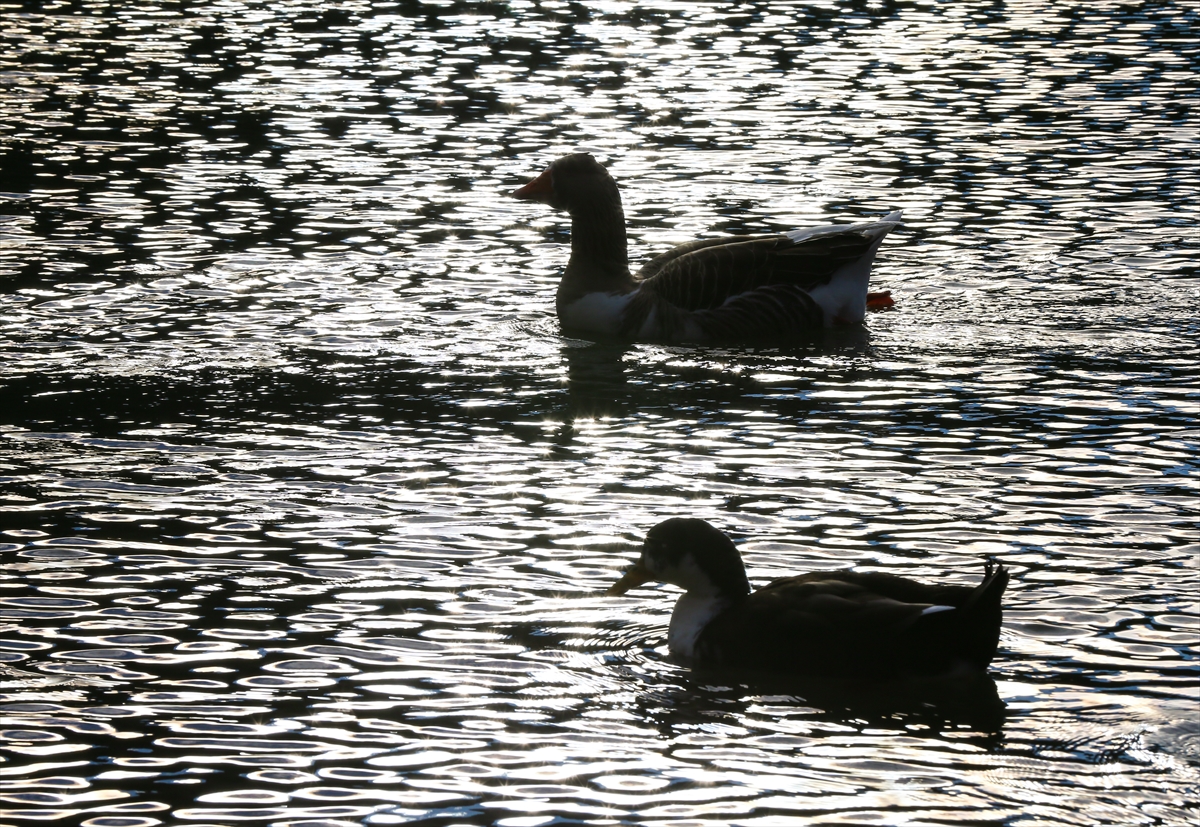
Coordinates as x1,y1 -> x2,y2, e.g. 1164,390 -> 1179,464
607,561 -> 652,596
512,167 -> 554,201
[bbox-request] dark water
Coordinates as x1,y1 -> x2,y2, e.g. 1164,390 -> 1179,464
1,1 -> 1198,825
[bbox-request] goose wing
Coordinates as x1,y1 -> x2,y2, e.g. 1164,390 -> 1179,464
637,230 -> 882,311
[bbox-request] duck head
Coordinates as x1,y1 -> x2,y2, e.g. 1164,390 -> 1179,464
512,153 -> 621,215
608,518 -> 752,600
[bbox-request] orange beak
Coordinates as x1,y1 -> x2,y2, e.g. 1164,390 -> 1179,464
512,167 -> 554,202
606,561 -> 653,596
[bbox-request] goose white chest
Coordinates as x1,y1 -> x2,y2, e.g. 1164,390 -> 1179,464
559,290 -> 635,336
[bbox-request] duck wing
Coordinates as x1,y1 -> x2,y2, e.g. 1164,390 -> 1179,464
697,564 -> 1008,677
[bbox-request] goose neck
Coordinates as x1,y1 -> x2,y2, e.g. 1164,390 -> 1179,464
564,200 -> 632,291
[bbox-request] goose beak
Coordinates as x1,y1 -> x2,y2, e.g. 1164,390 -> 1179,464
512,167 -> 554,201
607,561 -> 653,596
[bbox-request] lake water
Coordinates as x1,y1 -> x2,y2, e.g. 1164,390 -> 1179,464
1,1 -> 1198,825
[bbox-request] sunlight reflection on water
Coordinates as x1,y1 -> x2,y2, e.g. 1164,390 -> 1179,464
1,0 -> 1198,825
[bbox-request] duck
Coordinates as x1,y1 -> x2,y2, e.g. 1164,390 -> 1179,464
607,518 -> 1009,678
512,153 -> 901,344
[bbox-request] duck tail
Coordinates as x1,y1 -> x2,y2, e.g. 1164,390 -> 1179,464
960,558 -> 1009,669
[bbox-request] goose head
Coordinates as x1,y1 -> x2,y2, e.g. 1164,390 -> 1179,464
512,153 -> 622,216
608,518 -> 752,600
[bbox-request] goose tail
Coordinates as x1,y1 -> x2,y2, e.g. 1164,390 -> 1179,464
783,210 -> 902,245
794,211 -> 902,325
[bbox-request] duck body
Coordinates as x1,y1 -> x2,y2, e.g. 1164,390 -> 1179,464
513,153 -> 901,344
608,518 -> 1009,678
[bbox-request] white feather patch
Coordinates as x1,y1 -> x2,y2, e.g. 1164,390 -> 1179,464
920,605 -> 956,616
668,592 -> 729,660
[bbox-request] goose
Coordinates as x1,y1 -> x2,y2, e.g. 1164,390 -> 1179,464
607,518 -> 1009,677
512,153 -> 901,344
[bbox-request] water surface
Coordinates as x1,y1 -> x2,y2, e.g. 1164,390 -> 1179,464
1,1 -> 1198,825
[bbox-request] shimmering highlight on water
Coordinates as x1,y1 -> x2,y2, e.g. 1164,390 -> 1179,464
1,0 -> 1198,825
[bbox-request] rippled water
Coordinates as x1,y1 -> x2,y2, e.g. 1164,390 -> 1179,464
2,1 -> 1198,825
